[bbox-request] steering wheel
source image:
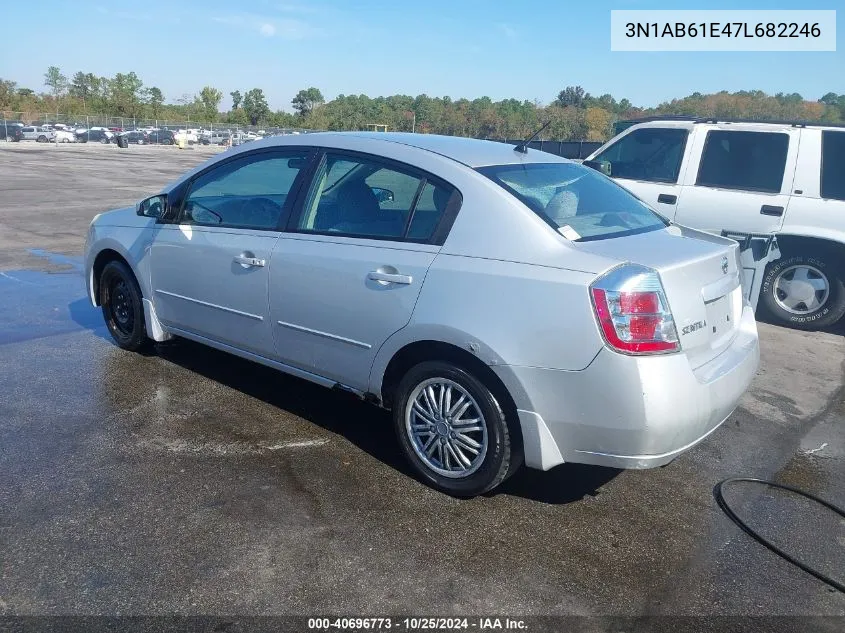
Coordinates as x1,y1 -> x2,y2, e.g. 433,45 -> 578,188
241,197 -> 281,228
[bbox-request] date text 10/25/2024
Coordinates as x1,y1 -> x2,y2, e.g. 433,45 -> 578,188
308,617 -> 528,630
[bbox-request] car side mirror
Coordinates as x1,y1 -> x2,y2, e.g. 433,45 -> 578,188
583,160 -> 612,177
371,187 -> 395,203
137,194 -> 167,218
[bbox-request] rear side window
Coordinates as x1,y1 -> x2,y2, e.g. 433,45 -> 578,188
479,162 -> 667,241
297,152 -> 457,242
821,131 -> 845,201
591,127 -> 688,183
697,131 -> 789,193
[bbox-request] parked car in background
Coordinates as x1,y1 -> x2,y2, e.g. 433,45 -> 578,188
147,129 -> 175,145
20,126 -> 56,142
199,131 -> 231,145
174,129 -> 198,144
585,118 -> 845,330
116,131 -> 149,145
1,121 -> 23,141
77,129 -> 114,143
84,132 -> 759,496
54,129 -> 77,143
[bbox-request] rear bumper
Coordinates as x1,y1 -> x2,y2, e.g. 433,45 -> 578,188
493,305 -> 760,470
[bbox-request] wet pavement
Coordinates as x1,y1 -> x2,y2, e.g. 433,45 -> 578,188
0,145 -> 844,617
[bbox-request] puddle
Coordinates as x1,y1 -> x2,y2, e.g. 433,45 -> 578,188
0,251 -> 105,345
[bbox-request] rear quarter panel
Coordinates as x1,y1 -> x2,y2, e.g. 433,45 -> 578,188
369,255 -> 604,396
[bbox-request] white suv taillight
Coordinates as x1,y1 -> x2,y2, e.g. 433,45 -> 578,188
590,264 -> 679,355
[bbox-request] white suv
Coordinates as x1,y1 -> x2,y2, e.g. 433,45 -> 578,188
586,119 -> 845,330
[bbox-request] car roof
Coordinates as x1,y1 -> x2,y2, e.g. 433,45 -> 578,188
260,132 -> 570,168
630,119 -> 845,132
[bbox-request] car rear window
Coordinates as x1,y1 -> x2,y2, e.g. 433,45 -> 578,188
478,162 -> 667,241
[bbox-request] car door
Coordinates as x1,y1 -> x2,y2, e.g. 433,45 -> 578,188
587,125 -> 694,219
269,151 -> 458,390
149,147 -> 313,356
674,126 -> 799,235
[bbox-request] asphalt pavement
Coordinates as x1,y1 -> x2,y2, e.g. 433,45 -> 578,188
0,143 -> 843,621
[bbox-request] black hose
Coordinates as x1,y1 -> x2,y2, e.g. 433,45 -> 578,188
714,477 -> 845,594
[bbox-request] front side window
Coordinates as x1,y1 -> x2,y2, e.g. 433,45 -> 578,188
821,131 -> 845,201
696,130 -> 789,193
479,162 -> 667,241
182,151 -> 310,230
297,153 -> 455,241
592,127 -> 688,183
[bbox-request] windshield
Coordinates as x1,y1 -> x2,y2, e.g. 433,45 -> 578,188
478,162 -> 667,241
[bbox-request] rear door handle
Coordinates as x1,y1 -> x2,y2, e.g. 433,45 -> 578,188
760,205 -> 784,217
657,193 -> 677,205
233,254 -> 266,268
367,271 -> 412,285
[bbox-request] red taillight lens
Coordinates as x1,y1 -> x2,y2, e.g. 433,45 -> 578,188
590,266 -> 680,355
619,291 -> 659,314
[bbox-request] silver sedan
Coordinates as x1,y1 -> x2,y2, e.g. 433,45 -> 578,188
84,132 -> 760,496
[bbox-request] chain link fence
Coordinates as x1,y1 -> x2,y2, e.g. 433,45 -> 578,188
1,111 -> 603,159
1,111 -> 315,145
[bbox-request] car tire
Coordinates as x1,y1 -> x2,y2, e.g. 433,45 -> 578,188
760,252 -> 845,330
37,135 -> 47,143
99,260 -> 150,352
392,360 -> 520,496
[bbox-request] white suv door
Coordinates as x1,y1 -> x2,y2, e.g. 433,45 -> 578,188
586,124 -> 695,219
673,126 -> 800,235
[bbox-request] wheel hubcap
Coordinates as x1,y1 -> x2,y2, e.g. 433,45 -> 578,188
405,378 -> 488,478
110,279 -> 134,334
773,264 -> 829,315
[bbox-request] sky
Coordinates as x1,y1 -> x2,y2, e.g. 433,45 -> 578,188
0,0 -> 841,112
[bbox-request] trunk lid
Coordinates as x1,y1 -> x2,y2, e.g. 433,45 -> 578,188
575,225 -> 744,368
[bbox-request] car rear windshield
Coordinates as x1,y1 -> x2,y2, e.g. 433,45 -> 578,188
477,162 -> 667,241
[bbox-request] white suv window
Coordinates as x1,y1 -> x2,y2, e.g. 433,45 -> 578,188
696,130 -> 788,193
591,127 -> 688,183
821,131 -> 845,201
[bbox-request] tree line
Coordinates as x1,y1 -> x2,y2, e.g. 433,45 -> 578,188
1,66 -> 844,141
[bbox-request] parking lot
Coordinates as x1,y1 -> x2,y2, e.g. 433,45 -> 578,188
0,143 -> 843,617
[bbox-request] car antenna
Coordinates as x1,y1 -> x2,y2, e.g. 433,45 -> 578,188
514,120 -> 551,154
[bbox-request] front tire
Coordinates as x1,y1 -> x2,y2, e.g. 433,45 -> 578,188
99,261 -> 150,351
760,252 -> 845,330
393,361 -> 519,496
37,135 -> 47,143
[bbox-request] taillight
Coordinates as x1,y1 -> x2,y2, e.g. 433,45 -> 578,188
590,264 -> 679,355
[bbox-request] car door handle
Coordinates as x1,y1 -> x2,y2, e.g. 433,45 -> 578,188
657,193 -> 677,204
367,271 -> 412,285
760,205 -> 784,217
233,254 -> 266,268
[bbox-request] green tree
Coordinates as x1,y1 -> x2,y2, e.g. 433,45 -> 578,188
556,85 -> 586,108
230,90 -> 242,109
44,66 -> 67,98
292,87 -> 325,117
147,87 -> 164,118
199,86 -> 223,122
108,72 -> 144,117
243,88 -> 270,125
0,79 -> 17,107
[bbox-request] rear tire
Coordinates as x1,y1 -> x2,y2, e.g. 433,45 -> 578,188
761,252 -> 845,330
37,135 -> 47,143
392,361 -> 520,496
99,261 -> 151,351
